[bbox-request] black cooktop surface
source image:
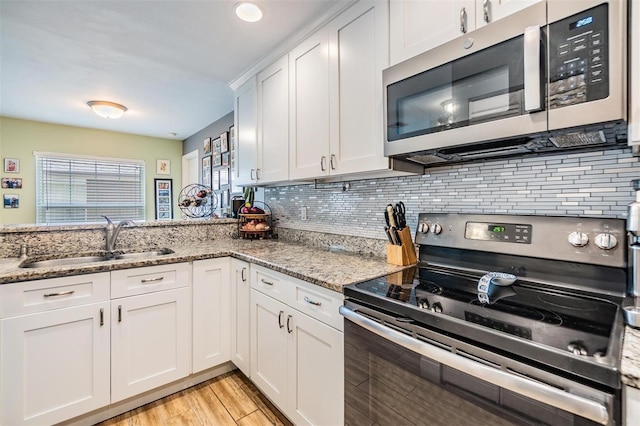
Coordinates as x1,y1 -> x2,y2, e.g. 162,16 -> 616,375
349,266 -> 621,360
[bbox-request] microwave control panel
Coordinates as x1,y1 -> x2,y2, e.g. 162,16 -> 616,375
548,3 -> 609,110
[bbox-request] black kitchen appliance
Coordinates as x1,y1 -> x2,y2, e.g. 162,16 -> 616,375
341,213 -> 628,425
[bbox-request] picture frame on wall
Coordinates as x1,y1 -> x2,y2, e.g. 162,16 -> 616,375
213,154 -> 222,167
1,178 -> 22,189
3,158 -> 19,173
3,194 -> 19,208
213,137 -> 222,154
212,169 -> 220,190
229,125 -> 235,151
220,168 -> 229,186
154,178 -> 173,220
221,152 -> 230,167
202,156 -> 212,187
156,159 -> 171,175
220,131 -> 229,153
203,137 -> 212,154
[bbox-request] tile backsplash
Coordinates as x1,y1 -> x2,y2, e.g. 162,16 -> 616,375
266,148 -> 640,240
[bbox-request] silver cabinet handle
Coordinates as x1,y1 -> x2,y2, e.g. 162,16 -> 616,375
256,168 -> 261,180
260,278 -> 274,286
118,305 -> 122,323
241,267 -> 247,282
44,290 -> 75,298
250,169 -> 256,180
483,0 -> 490,23
339,306 -> 610,425
523,25 -> 542,112
460,7 -> 467,33
304,296 -> 321,306
141,276 -> 164,284
100,308 -> 104,326
320,156 -> 326,172
278,310 -> 284,329
330,154 -> 336,170
287,315 -> 293,333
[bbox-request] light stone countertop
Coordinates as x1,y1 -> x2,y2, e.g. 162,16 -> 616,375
622,326 -> 640,389
0,239 -> 408,292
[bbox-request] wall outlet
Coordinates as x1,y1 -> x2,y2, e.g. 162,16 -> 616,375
301,206 -> 308,220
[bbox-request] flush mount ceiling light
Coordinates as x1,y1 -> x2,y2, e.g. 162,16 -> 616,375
87,101 -> 128,119
235,2 -> 263,22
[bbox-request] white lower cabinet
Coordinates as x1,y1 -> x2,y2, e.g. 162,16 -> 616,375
625,385 -> 640,425
250,265 -> 344,426
0,273 -> 111,426
192,258 -> 231,373
230,258 -> 251,377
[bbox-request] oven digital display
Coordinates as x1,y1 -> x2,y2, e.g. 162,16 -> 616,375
570,15 -> 594,31
465,222 -> 532,244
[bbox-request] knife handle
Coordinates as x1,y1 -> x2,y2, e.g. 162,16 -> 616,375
387,205 -> 397,228
391,227 -> 402,246
385,227 -> 395,244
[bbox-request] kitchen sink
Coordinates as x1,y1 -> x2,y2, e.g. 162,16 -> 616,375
19,248 -> 175,268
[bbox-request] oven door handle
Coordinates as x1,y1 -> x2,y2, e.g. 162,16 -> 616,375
339,306 -> 610,425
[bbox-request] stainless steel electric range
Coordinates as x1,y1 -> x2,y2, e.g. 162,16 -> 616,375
340,213 -> 628,426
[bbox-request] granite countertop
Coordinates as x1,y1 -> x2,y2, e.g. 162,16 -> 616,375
0,239 -> 408,293
622,326 -> 640,389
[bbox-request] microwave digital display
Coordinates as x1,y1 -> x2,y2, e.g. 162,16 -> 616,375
570,15 -> 594,31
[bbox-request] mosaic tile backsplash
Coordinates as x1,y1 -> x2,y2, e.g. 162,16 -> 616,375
266,148 -> 640,240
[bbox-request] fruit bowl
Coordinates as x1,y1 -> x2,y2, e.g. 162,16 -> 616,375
236,201 -> 275,239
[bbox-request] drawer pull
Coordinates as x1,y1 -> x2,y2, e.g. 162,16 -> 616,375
43,290 -> 75,298
287,315 -> 293,333
278,310 -> 284,329
100,308 -> 104,326
141,276 -> 164,284
118,305 -> 122,322
261,278 -> 274,286
304,296 -> 322,306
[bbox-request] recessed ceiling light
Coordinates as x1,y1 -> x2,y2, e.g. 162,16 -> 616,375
235,2 -> 262,22
87,101 -> 128,119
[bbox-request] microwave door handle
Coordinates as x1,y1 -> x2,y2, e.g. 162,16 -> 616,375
523,25 -> 542,112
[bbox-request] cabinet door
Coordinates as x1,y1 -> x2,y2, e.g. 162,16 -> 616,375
390,0 -> 475,65
287,310 -> 344,426
329,0 -> 389,176
250,289 -> 289,410
111,287 -> 191,403
234,77 -> 258,186
289,28 -> 331,180
231,259 -> 251,377
626,386 -> 640,426
193,258 -> 231,373
475,0 -> 542,28
1,302 -> 110,426
257,55 -> 289,183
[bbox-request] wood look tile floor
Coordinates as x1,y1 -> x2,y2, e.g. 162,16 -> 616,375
96,371 -> 293,426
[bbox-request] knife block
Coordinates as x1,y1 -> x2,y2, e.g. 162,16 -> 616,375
386,227 -> 418,266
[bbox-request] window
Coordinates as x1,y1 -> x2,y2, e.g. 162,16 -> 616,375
35,152 -> 145,224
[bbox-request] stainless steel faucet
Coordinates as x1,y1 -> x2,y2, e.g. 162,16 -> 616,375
102,215 -> 135,252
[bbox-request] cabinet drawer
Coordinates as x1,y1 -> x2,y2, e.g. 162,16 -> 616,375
111,263 -> 190,298
0,273 -> 110,318
290,279 -> 344,331
251,265 -> 288,300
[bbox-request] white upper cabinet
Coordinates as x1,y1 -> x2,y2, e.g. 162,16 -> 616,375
257,56 -> 290,183
390,0 -> 542,66
234,78 -> 258,186
390,0 -> 475,65
290,0 -> 394,180
328,0 -> 390,176
476,0 -> 543,28
289,28 -> 332,180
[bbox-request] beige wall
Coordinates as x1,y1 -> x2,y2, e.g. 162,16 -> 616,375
0,117 -> 183,225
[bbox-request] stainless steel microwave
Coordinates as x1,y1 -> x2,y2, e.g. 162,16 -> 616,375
383,0 -> 627,165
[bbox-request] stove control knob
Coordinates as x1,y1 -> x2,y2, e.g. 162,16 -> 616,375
430,223 -> 443,235
418,223 -> 429,234
594,233 -> 618,250
567,341 -> 588,356
568,231 -> 589,247
430,302 -> 443,313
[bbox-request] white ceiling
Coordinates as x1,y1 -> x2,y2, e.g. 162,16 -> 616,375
0,0 -> 348,141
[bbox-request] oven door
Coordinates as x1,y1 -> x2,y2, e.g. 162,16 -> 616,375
340,303 -> 619,426
383,1 -> 547,157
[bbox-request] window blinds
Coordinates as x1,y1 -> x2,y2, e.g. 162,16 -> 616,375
35,153 -> 145,225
